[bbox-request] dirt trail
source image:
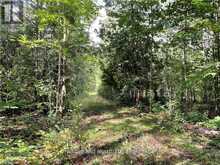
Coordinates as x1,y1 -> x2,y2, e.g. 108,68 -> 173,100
66,96 -> 218,164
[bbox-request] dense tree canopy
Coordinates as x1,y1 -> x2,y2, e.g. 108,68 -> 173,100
0,0 -> 96,113
100,0 -> 219,116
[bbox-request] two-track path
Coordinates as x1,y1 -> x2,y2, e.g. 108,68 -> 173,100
67,96 -> 219,165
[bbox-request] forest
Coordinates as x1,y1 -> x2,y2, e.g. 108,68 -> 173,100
0,0 -> 219,164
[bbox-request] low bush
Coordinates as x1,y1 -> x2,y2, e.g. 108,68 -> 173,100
201,116 -> 220,130
158,110 -> 185,133
0,138 -> 38,165
185,111 -> 208,123
152,103 -> 166,113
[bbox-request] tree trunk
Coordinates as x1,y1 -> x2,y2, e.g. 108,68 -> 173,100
55,17 -> 68,114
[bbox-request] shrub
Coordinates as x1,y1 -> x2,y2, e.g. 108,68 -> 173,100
202,116 -> 220,130
159,110 -> 185,133
136,101 -> 146,112
70,104 -> 86,147
34,129 -> 74,163
185,111 -> 208,123
152,103 -> 166,113
0,139 -> 37,165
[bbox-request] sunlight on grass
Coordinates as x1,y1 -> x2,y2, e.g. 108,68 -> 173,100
1,95 -> 219,164
88,67 -> 103,96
